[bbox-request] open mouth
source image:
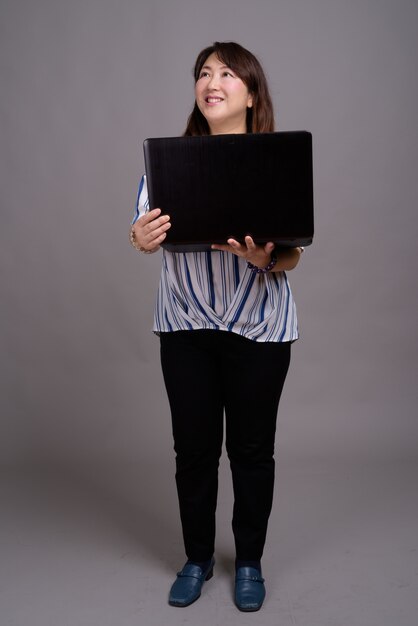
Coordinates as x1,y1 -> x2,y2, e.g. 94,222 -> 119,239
205,97 -> 224,104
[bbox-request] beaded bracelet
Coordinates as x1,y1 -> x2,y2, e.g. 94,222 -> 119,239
129,226 -> 156,254
247,254 -> 277,274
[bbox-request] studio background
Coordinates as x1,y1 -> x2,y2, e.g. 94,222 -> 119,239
1,1 -> 417,625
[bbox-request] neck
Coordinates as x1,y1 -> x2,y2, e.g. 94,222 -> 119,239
208,120 -> 247,135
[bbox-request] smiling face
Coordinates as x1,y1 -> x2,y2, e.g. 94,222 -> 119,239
194,53 -> 253,135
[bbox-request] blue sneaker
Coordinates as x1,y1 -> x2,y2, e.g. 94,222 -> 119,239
168,558 -> 215,607
235,566 -> 266,612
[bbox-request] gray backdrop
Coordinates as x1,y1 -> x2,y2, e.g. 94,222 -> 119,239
1,0 -> 418,475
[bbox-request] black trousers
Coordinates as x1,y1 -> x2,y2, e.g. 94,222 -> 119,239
160,329 -> 291,562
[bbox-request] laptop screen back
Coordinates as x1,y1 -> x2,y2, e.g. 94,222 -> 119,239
143,131 -> 314,252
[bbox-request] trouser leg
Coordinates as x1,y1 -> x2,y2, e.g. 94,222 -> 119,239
160,330 -> 224,562
221,333 -> 291,560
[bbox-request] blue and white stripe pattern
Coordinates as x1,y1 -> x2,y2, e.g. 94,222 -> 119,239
134,175 -> 299,342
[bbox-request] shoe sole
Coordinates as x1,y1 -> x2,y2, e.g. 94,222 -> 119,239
235,603 -> 263,612
169,593 -> 201,608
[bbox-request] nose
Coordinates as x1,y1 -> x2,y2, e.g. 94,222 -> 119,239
207,72 -> 220,90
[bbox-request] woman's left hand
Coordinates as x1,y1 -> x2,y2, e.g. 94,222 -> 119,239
212,236 -> 275,268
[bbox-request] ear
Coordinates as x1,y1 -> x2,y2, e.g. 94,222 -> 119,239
247,92 -> 253,109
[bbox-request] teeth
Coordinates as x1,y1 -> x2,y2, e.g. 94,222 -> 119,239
207,98 -> 222,103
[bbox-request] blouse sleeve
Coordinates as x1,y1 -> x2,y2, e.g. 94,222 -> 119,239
132,174 -> 149,224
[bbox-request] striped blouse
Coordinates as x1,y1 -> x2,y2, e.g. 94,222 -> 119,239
134,175 -> 299,342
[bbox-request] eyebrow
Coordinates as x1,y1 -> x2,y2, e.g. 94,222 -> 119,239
201,64 -> 231,71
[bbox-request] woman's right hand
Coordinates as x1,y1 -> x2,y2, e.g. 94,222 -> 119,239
132,208 -> 171,253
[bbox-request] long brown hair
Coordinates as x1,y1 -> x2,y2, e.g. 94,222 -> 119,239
184,41 -> 275,136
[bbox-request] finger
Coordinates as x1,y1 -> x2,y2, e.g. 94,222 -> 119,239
138,208 -> 161,225
141,214 -> 171,237
264,242 -> 275,254
152,231 -> 168,245
144,220 -> 171,246
134,214 -> 170,249
244,235 -> 256,251
142,229 -> 169,253
227,238 -> 244,250
148,215 -> 171,231
211,243 -> 232,252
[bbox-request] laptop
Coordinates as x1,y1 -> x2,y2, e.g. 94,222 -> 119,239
143,131 -> 314,252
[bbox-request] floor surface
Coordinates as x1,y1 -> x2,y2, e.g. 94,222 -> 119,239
1,459 -> 417,626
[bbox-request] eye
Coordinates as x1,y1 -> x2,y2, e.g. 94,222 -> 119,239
222,70 -> 235,78
199,71 -> 210,79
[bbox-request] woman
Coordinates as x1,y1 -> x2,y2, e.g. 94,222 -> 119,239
130,41 -> 303,612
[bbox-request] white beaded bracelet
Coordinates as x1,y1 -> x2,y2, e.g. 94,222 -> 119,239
129,226 -> 156,254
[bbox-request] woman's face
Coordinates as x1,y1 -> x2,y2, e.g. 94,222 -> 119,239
195,53 -> 253,135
